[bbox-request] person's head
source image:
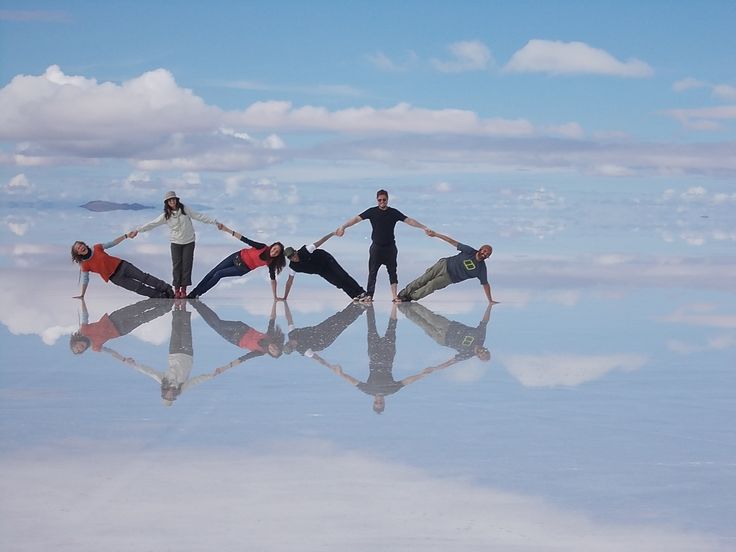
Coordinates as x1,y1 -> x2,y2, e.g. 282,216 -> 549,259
163,191 -> 185,218
476,245 -> 492,261
475,346 -> 491,362
372,394 -> 386,414
376,189 -> 389,209
260,323 -> 286,358
161,378 -> 182,403
284,246 -> 299,263
69,332 -> 91,354
260,242 -> 286,274
71,241 -> 90,263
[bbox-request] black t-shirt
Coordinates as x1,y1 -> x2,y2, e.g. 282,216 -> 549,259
359,206 -> 407,246
289,246 -> 332,275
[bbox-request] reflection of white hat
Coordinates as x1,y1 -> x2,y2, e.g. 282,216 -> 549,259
164,191 -> 179,201
162,399 -> 173,407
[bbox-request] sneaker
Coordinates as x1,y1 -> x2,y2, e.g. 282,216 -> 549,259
360,294 -> 373,303
352,291 -> 368,302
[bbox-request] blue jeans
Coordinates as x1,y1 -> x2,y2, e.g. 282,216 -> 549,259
189,253 -> 250,297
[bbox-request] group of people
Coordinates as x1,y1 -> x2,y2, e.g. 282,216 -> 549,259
71,296 -> 492,411
72,189 -> 496,303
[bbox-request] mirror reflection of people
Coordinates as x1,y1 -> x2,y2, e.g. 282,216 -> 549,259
128,190 -> 220,299
397,230 -> 495,303
398,302 -> 493,364
282,300 -> 365,357
190,300 -> 285,364
335,189 -> 431,302
322,304 -> 441,415
279,231 -> 369,302
107,301 -> 214,406
70,298 -> 172,355
187,224 -> 285,299
71,234 -> 174,299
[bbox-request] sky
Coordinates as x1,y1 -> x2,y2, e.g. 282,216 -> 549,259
1,0 -> 735,204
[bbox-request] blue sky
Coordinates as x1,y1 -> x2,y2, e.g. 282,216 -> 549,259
1,0 -> 735,202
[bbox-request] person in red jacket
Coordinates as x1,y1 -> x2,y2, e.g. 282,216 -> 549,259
187,223 -> 286,299
71,233 -> 174,298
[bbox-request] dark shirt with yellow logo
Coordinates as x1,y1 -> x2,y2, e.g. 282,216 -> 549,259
444,243 -> 488,285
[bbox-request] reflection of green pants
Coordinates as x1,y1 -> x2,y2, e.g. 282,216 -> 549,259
400,303 -> 450,346
401,258 -> 452,300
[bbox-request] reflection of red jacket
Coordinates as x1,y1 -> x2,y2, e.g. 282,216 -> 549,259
239,247 -> 268,270
81,314 -> 120,352
81,244 -> 122,281
238,327 -> 266,352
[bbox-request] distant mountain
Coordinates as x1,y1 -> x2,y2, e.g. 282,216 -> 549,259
80,201 -> 154,212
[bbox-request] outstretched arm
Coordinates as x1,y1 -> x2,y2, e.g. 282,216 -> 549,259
399,357 -> 459,387
403,217 -> 429,233
278,274 -> 295,301
482,283 -> 496,304
311,352 -> 360,386
335,215 -> 362,237
426,230 -> 459,248
313,231 -> 336,249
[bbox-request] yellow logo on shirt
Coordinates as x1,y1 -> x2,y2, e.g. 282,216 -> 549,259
463,259 -> 476,271
462,335 -> 475,346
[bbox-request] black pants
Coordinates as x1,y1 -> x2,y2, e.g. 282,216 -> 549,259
366,243 -> 398,297
315,252 -> 365,298
171,241 -> 195,287
109,261 -> 171,298
108,298 -> 173,336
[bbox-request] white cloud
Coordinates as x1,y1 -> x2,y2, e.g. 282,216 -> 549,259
431,40 -> 493,73
366,51 -> 417,72
502,353 -> 647,387
4,215 -> 32,236
504,40 -> 653,77
0,444 -> 722,552
434,181 -> 452,193
662,304 -> 736,329
713,84 -> 736,101
665,105 -> 736,131
673,77 -> 708,92
4,173 -> 33,194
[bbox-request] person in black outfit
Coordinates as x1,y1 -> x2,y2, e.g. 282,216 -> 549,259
282,300 -> 365,356
278,231 -> 369,302
321,304 -> 443,414
335,189 -> 431,302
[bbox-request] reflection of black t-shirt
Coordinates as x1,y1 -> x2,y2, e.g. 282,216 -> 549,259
446,319 -> 488,360
289,246 -> 332,275
359,207 -> 407,246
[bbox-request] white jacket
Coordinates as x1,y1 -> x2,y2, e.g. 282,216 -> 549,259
137,208 -> 217,244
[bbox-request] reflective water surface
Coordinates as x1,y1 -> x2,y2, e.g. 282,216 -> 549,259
1,182 -> 735,550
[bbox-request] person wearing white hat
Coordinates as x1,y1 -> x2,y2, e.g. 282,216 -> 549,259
128,191 -> 219,298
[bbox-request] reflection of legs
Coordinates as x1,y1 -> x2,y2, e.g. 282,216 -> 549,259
170,309 -> 193,356
304,303 -> 365,351
189,254 -> 248,297
400,259 -> 451,300
398,303 -> 450,346
320,255 -> 365,298
110,261 -> 170,297
190,301 -> 251,346
109,299 -> 172,336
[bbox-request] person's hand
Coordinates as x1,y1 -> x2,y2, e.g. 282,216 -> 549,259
335,227 -> 345,237
216,222 -> 224,230
127,230 -> 138,238
426,229 -> 436,237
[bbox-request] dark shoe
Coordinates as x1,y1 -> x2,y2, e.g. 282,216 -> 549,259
353,291 -> 368,302
186,292 -> 198,299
